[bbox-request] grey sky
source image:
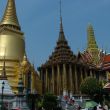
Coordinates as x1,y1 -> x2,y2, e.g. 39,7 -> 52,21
0,0 -> 110,69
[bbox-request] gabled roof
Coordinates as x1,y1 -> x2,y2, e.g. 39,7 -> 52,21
76,51 -> 97,68
103,55 -> 110,63
100,54 -> 110,70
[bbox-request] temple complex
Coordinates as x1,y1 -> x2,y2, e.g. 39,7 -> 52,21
39,17 -> 101,96
39,17 -> 110,95
1,0 -> 110,98
0,0 -> 42,94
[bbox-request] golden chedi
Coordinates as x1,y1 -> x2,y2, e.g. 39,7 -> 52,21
0,0 -> 42,94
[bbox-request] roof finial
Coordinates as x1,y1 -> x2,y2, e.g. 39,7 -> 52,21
60,0 -> 63,32
58,0 -> 66,41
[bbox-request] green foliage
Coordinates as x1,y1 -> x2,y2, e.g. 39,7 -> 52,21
42,93 -> 57,110
36,97 -> 43,110
80,77 -> 102,96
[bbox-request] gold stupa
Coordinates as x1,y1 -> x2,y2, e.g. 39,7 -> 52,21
0,0 -> 42,94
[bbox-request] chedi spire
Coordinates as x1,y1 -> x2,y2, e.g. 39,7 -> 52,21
0,0 -> 20,29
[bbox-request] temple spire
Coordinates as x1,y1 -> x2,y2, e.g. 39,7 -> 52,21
58,0 -> 66,42
0,0 -> 20,29
0,56 -> 7,80
87,24 -> 100,64
87,24 -> 98,51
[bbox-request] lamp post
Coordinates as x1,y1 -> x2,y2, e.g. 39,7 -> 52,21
1,81 -> 5,110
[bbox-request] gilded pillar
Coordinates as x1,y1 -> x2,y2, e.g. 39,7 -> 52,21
31,71 -> 35,93
74,65 -> 78,93
69,64 -> 73,97
52,66 -> 55,93
46,68 -> 48,92
57,64 -> 60,95
40,69 -> 43,80
48,70 -> 50,92
63,64 -> 67,96
80,67 -> 83,83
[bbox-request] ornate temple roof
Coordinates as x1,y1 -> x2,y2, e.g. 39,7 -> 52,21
79,51 -> 93,64
42,18 -> 76,67
86,24 -> 100,65
101,54 -> 110,70
103,55 -> 110,63
76,51 -> 97,69
0,0 -> 20,29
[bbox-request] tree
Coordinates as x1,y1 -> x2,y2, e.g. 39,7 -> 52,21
42,93 -> 58,110
80,77 -> 103,103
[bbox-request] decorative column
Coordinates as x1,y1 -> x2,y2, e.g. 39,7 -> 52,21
31,71 -> 34,93
46,68 -> 48,92
57,64 -> 61,95
40,69 -> 43,80
52,66 -> 55,93
48,71 -> 50,92
74,65 -> 78,93
69,64 -> 73,98
63,64 -> 67,96
80,67 -> 83,83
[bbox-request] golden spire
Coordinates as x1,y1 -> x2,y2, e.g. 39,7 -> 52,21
0,0 -> 20,28
58,0 -> 66,42
87,24 -> 98,50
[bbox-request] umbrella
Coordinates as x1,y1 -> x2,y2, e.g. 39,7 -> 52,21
82,100 -> 98,108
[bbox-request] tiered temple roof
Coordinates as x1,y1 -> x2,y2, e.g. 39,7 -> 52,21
42,18 -> 76,67
86,24 -> 100,64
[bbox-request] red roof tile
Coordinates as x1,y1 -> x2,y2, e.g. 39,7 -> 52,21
103,55 -> 110,63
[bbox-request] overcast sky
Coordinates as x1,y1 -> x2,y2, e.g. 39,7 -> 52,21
0,0 -> 110,69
